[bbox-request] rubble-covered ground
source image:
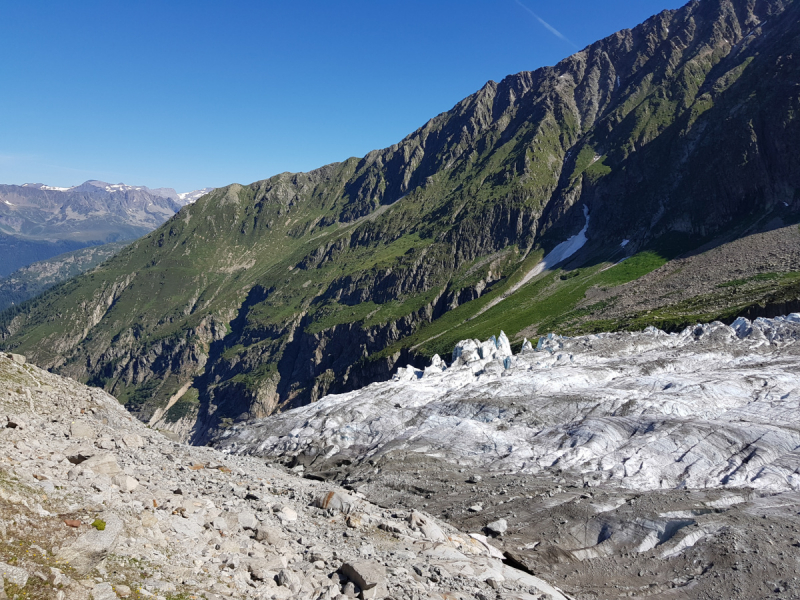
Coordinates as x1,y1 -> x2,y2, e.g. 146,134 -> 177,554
0,352 -> 570,600
217,316 -> 800,599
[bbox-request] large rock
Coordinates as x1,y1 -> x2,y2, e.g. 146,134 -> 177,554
81,453 -> 122,475
341,560 -> 386,598
56,514 -> 123,574
312,490 -> 357,514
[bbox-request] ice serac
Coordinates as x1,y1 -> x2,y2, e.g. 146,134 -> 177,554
218,314 -> 800,494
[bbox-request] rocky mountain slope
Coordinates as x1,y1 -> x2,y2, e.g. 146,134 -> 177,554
216,315 -> 800,599
0,351 -> 567,600
0,233 -> 96,279
1,0 -> 799,442
0,242 -> 127,311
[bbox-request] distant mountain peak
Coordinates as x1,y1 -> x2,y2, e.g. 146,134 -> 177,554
176,187 -> 215,205
21,183 -> 73,192
16,180 -> 213,204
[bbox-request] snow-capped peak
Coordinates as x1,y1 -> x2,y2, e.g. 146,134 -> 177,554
20,183 -> 74,192
177,187 -> 215,205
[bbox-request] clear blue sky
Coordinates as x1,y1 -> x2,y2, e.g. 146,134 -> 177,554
1,0 -> 686,192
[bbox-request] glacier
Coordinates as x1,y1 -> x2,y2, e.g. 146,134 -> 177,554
218,315 -> 800,494
216,315 -> 800,598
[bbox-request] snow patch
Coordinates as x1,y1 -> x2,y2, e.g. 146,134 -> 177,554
536,204 -> 590,271
474,206 -> 590,316
177,187 -> 215,204
621,239 -> 630,248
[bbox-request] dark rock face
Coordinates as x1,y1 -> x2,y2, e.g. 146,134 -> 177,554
2,0 -> 799,442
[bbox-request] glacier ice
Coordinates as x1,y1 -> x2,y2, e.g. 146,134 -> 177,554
218,314 -> 800,495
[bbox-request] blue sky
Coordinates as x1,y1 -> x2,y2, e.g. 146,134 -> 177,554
1,0 -> 685,192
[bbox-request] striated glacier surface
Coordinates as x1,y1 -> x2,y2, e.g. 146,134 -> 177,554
218,315 -> 800,495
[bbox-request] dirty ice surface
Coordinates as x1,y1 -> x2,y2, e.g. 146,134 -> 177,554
220,315 -> 800,494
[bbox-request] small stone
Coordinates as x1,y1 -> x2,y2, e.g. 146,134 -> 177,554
140,513 -> 158,528
48,567 -> 69,586
313,490 -> 357,514
342,581 -> 360,598
121,434 -> 144,449
276,568 -> 298,588
408,511 -> 446,542
90,581 -> 116,600
238,511 -> 258,530
346,513 -> 363,529
468,504 -> 483,512
111,474 -> 139,492
81,453 -> 122,475
486,577 -> 503,589
255,525 -> 283,545
278,506 -> 297,522
0,562 -> 29,587
64,519 -> 81,528
115,584 -> 132,598
486,518 -> 508,535
467,474 -> 482,483
4,415 -> 26,430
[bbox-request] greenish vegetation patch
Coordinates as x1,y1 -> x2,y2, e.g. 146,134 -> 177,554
717,272 -> 783,288
165,388 -> 200,423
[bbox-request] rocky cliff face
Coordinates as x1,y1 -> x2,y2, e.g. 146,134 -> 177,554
1,0 -> 799,443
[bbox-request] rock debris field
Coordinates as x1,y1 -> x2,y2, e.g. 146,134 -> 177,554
218,316 -> 800,599
0,351 -> 568,600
